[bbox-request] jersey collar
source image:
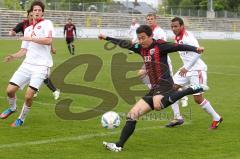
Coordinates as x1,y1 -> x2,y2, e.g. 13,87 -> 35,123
32,18 -> 44,29
175,27 -> 185,42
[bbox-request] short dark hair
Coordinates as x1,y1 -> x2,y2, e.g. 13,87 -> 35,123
30,0 -> 45,12
27,9 -> 31,16
68,18 -> 72,21
136,25 -> 152,37
146,13 -> 156,19
171,17 -> 184,26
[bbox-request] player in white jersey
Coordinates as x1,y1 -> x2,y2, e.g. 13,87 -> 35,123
0,1 -> 55,127
166,17 -> 222,129
128,18 -> 140,43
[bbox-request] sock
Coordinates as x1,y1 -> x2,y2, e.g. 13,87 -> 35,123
200,99 -> 220,121
18,103 -> 30,122
116,118 -> 137,148
67,44 -> 72,54
72,44 -> 75,54
171,101 -> 182,119
8,97 -> 17,111
161,87 -> 197,108
44,78 -> 57,92
141,75 -> 151,89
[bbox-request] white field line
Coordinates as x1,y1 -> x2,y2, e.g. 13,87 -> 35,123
0,122 -> 191,149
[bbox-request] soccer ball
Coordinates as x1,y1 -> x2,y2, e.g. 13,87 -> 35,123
101,111 -> 120,129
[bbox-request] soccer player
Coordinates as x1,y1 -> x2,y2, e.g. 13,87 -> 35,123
0,1 -> 55,126
166,17 -> 222,129
64,18 -> 77,55
8,9 -> 60,100
128,18 -> 140,43
99,25 -> 208,152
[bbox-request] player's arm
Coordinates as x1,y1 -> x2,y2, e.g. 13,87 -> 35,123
98,34 -> 141,53
9,22 -> 24,36
159,42 -> 204,54
4,48 -> 27,62
51,44 -> 56,54
74,25 -> 77,37
63,25 -> 66,37
20,35 -> 53,45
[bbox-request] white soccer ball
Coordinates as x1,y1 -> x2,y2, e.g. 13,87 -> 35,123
101,111 -> 120,129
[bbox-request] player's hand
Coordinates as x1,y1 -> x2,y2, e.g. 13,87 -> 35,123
51,47 -> 57,54
9,30 -> 16,36
196,47 -> 204,54
4,55 -> 14,62
179,67 -> 188,77
98,34 -> 106,40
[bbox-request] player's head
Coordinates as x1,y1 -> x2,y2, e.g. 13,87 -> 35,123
136,25 -> 153,48
67,18 -> 72,24
146,13 -> 157,27
30,0 -> 45,20
132,18 -> 137,24
171,17 -> 185,36
27,9 -> 33,22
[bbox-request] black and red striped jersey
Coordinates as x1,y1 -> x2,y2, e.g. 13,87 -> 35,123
105,37 -> 199,88
12,19 -> 30,34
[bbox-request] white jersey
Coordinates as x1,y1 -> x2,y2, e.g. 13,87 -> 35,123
175,30 -> 207,71
21,19 -> 54,67
129,23 -> 140,43
152,26 -> 167,41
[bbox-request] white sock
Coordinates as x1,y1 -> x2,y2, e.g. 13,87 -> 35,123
18,103 -> 30,121
171,101 -> 183,119
181,96 -> 188,101
200,99 -> 220,121
8,97 -> 17,111
141,75 -> 152,89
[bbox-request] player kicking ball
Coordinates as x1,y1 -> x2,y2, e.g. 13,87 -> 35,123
99,25 -> 208,152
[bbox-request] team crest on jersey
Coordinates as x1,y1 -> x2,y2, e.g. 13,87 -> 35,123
37,26 -> 41,29
144,56 -> 152,62
150,48 -> 155,55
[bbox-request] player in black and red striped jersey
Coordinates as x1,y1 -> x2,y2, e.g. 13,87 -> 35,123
64,18 -> 77,55
9,10 -> 33,36
99,25 -> 208,152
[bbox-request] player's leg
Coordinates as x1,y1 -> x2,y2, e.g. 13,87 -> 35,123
71,38 -> 75,55
104,98 -> 152,152
0,66 -> 30,119
191,71 -> 222,129
66,38 -> 72,54
11,86 -> 36,127
166,72 -> 189,127
0,84 -> 19,119
138,65 -> 151,89
43,78 -> 60,100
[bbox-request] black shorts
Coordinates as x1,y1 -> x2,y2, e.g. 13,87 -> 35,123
66,37 -> 74,44
142,78 -> 174,110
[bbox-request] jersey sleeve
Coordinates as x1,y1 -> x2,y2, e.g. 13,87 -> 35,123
44,20 -> 55,38
13,22 -> 24,34
158,42 -> 198,55
21,28 -> 30,49
105,36 -> 141,54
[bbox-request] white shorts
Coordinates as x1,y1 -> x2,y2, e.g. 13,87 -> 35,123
173,70 -> 207,95
9,62 -> 50,90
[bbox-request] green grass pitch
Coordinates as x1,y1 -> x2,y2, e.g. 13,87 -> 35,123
0,39 -> 239,159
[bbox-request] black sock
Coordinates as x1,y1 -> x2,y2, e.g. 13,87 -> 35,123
44,78 -> 57,92
116,118 -> 137,148
67,44 -> 72,54
161,87 -> 199,108
72,44 -> 75,54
